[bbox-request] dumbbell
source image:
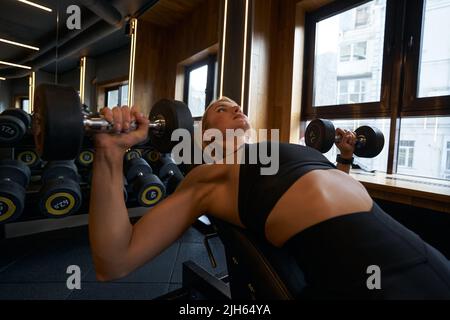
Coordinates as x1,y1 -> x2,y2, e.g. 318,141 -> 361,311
0,108 -> 31,145
124,149 -> 143,162
158,155 -> 184,195
142,148 -> 162,172
0,160 -> 31,224
16,149 -> 43,171
305,119 -> 385,158
124,157 -> 165,207
33,84 -> 194,161
39,161 -> 82,218
76,148 -> 95,168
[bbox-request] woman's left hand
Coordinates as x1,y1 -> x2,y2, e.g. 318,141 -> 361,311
335,128 -> 356,158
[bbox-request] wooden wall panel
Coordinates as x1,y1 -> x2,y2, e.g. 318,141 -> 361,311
133,0 -> 220,115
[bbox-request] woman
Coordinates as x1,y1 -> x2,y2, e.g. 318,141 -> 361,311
89,97 -> 450,299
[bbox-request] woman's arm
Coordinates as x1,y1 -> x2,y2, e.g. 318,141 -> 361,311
88,106 -> 208,281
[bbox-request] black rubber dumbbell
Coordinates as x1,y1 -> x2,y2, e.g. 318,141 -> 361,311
142,148 -> 162,174
0,109 -> 31,145
39,161 -> 82,218
16,149 -> 43,172
125,149 -> 143,162
158,155 -> 184,195
75,148 -> 95,169
124,158 -> 165,207
305,119 -> 385,158
0,160 -> 31,224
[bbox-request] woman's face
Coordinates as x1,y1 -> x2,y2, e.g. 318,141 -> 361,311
203,98 -> 250,135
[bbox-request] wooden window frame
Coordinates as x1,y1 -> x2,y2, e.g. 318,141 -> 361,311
302,0 -> 450,175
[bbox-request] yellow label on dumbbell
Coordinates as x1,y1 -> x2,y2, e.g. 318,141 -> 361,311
18,150 -> 37,166
79,150 -> 94,166
140,186 -> 163,206
45,192 -> 76,216
0,196 -> 16,222
148,150 -> 160,162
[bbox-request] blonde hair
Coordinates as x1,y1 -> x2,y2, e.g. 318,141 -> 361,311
201,96 -> 237,133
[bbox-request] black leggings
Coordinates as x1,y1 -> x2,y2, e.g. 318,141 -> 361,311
285,202 -> 450,299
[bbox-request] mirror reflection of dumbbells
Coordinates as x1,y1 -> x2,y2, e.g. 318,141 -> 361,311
0,160 -> 31,224
0,109 -> 31,145
124,153 -> 165,207
39,161 -> 82,218
158,155 -> 184,195
305,119 -> 385,158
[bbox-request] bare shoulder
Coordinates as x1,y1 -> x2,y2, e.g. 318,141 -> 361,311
181,164 -> 230,186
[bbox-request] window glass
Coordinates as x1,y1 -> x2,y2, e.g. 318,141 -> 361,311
188,65 -> 208,118
398,117 -> 450,179
313,0 -> 386,107
418,0 -> 450,98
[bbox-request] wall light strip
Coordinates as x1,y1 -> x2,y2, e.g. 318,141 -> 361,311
240,0 -> 249,109
128,18 -> 138,107
0,38 -> 39,51
0,77 -> 6,81
79,57 -> 86,104
0,60 -> 31,70
219,0 -> 228,97
29,71 -> 35,113
18,0 -> 52,12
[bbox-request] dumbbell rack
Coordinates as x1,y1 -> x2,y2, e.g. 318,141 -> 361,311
0,138 -> 160,239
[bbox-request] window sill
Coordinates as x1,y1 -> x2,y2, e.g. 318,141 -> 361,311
350,169 -> 450,213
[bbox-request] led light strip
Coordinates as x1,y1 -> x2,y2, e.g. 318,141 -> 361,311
0,60 -> 31,70
219,0 -> 228,97
0,38 -> 39,51
240,0 -> 249,109
79,57 -> 86,104
128,18 -> 138,107
0,77 -> 6,81
29,71 -> 35,112
18,0 -> 52,12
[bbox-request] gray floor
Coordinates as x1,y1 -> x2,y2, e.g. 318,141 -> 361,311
0,213 -> 228,300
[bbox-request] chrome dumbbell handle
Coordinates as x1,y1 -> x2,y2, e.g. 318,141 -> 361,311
83,116 -> 166,134
334,134 -> 366,147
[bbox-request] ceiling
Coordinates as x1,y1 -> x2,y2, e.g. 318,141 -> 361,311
140,0 -> 205,27
0,0 -> 159,77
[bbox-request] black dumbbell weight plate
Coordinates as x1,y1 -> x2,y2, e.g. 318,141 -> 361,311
134,175 -> 166,207
354,126 -> 385,158
34,84 -> 84,160
0,115 -> 27,145
0,181 -> 26,224
17,150 -> 41,169
305,119 -> 336,153
42,161 -> 80,184
148,100 -> 194,153
125,158 -> 153,182
0,160 -> 31,187
39,179 -> 82,218
76,149 -> 94,167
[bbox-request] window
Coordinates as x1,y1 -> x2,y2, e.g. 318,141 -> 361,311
398,141 -> 415,168
417,0 -> 450,98
355,6 -> 370,28
184,56 -> 217,118
446,141 -> 450,171
303,0 -> 450,180
21,98 -> 29,113
339,42 -> 367,62
311,0 -> 386,107
338,78 -> 368,104
105,83 -> 128,108
397,117 -> 450,179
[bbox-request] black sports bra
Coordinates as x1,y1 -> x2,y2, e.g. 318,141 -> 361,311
238,142 -> 336,240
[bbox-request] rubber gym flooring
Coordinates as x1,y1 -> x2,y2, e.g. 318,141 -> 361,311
0,209 -> 228,300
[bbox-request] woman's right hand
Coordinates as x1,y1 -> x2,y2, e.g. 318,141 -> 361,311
94,105 -> 150,152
